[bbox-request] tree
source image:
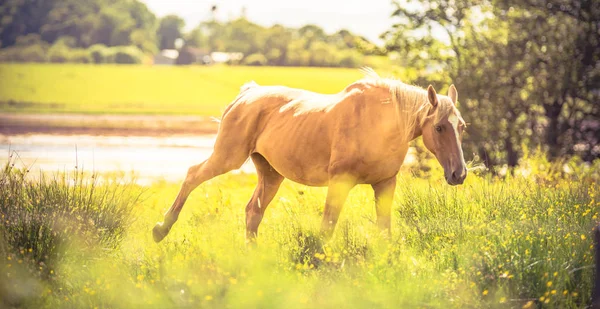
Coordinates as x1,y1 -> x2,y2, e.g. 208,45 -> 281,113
0,0 -> 55,48
264,25 -> 291,65
224,18 -> 265,55
157,15 -> 185,50
498,0 -> 600,160
184,27 -> 207,48
1,0 -> 157,52
383,0 -> 600,166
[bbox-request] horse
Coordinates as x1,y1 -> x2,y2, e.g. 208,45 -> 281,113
152,68 -> 467,243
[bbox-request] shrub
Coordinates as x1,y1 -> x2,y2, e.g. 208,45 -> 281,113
309,41 -> 339,67
69,49 -> 92,63
14,34 -> 46,47
243,53 -> 268,66
0,34 -> 48,63
88,44 -> 109,64
265,48 -> 283,65
112,46 -> 144,64
20,44 -> 48,63
47,42 -> 71,63
338,50 -> 362,68
0,45 -> 48,63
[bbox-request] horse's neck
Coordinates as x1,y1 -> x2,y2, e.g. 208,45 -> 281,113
408,107 -> 429,141
410,125 -> 423,141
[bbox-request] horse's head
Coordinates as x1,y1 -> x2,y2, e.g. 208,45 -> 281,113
421,84 -> 467,185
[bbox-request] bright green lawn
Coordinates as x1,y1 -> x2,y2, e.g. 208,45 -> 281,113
0,64 -> 364,116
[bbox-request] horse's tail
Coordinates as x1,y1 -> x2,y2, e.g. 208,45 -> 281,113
240,80 -> 259,92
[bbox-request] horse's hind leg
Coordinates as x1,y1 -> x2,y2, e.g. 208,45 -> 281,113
153,151 -> 247,242
245,153 -> 284,242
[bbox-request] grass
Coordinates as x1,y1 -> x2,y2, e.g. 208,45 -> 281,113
1,154 -> 599,308
0,64 -> 365,116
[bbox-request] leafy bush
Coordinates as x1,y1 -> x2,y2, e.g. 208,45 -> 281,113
14,34 -> 47,47
243,53 -> 268,66
20,45 -> 48,63
338,50 -> 362,68
112,46 -> 144,64
47,42 -> 71,63
0,34 -> 48,63
309,41 -> 339,67
0,44 -> 47,63
69,49 -> 92,63
88,44 -> 109,64
285,40 -> 311,66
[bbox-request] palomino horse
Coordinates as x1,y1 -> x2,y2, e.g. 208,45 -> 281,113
153,68 -> 467,242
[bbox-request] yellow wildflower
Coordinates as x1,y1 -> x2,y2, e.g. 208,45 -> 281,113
522,300 -> 534,309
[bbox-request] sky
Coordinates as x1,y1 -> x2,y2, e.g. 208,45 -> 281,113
140,0 -> 397,44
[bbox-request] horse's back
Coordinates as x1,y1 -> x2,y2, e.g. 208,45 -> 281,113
215,84 -> 347,185
213,81 -> 398,186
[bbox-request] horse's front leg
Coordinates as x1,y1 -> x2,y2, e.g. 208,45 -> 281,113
321,175 -> 356,239
371,176 -> 397,236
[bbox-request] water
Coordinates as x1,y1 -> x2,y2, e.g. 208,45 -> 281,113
1,134 -> 416,186
0,134 -> 256,185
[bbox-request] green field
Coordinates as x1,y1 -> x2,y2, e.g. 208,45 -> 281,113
1,63 -> 599,308
0,64 -> 365,116
1,155 -> 599,308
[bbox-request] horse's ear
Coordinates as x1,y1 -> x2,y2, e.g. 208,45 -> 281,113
427,85 -> 438,107
448,84 -> 458,105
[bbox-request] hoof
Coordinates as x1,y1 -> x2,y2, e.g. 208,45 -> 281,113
152,222 -> 169,243
245,236 -> 258,248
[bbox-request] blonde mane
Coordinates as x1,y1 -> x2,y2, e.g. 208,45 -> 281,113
358,67 -> 457,145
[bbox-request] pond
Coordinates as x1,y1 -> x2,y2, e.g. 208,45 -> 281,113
0,134 -> 256,185
1,133 -> 417,186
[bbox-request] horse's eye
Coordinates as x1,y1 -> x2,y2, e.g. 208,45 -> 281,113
435,125 -> 442,132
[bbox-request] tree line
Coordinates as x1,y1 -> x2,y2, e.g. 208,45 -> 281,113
0,0 -> 382,66
383,0 -> 599,166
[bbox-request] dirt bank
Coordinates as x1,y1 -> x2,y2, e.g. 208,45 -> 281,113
0,113 -> 220,136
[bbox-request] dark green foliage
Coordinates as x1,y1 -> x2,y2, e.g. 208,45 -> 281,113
0,0 -> 157,53
0,0 -> 376,68
113,46 -> 144,64
88,44 -> 109,64
384,0 -> 600,167
193,19 -> 371,67
157,15 -> 185,50
243,53 -> 268,66
47,40 -> 72,63
0,34 -> 48,62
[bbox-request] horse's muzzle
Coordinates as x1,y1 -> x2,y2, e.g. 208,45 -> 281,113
446,168 -> 467,186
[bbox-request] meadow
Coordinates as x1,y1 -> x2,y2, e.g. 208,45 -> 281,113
1,63 -> 599,308
1,153 -> 599,309
0,64 -> 368,116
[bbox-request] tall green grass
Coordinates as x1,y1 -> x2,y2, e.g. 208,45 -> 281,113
0,156 -> 142,307
0,153 -> 598,308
